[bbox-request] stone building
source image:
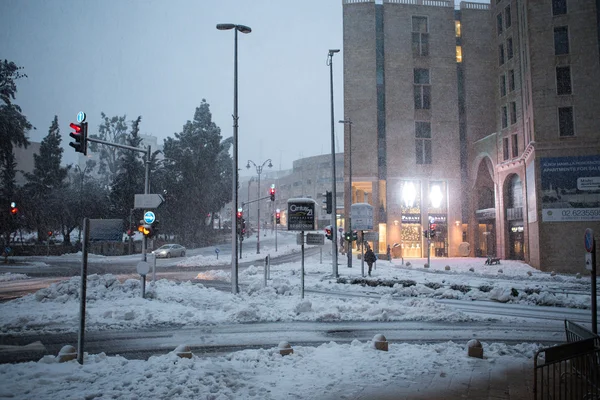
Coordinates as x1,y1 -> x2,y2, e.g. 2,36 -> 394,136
342,0 -> 600,272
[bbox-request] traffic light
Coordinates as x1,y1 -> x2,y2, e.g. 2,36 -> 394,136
352,231 -> 358,241
47,231 -> 53,237
344,231 -> 351,241
9,202 -> 18,215
325,226 -> 332,240
275,211 -> 281,224
236,209 -> 243,235
69,122 -> 88,155
323,191 -> 332,214
429,222 -> 437,238
269,186 -> 275,201
138,224 -> 152,237
241,218 -> 246,235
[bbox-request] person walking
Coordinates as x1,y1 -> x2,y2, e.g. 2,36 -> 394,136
386,245 -> 391,262
364,245 -> 377,277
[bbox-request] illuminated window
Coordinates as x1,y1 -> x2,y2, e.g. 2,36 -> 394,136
455,20 -> 461,37
456,46 -> 462,63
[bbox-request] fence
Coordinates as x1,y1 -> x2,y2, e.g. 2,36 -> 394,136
534,320 -> 599,399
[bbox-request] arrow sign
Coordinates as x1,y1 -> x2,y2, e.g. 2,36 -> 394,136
134,194 -> 165,209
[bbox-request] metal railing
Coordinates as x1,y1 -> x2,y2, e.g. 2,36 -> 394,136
534,320 -> 599,399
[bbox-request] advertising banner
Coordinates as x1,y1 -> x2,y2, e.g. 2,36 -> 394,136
287,198 -> 317,231
540,155 -> 600,222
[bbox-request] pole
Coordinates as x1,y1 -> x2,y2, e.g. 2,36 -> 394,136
141,146 -> 150,263
275,214 -> 278,251
247,180 -> 252,238
427,232 -> 431,268
77,217 -> 90,365
257,170 -> 261,254
340,119 -> 353,268
361,230 -> 365,277
328,50 -> 339,278
301,231 -> 305,299
592,237 -> 597,334
231,28 -> 240,294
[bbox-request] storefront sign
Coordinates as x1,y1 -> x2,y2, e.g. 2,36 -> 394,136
476,208 -> 496,221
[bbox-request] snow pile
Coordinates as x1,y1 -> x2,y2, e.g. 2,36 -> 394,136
0,274 -> 481,334
0,340 -> 541,400
0,273 -> 28,282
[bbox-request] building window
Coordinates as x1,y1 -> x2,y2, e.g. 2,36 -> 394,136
510,101 -> 517,125
508,69 -> 515,91
455,20 -> 461,37
413,68 -> 431,110
456,46 -> 462,63
512,134 -> 518,157
497,13 -> 503,35
558,107 -> 574,136
500,75 -> 507,97
554,26 -> 569,55
499,44 -> 505,65
415,121 -> 432,164
556,66 -> 572,95
503,137 -> 510,160
507,37 -> 513,59
505,5 -> 512,28
501,106 -> 508,128
412,16 -> 429,57
552,0 -> 567,15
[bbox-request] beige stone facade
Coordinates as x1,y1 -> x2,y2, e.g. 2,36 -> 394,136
343,0 -> 600,272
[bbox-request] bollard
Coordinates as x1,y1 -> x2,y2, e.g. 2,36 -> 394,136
58,345 -> 77,363
467,339 -> 483,358
278,341 -> 294,356
372,334 -> 388,351
264,256 -> 268,288
444,265 -> 450,271
174,344 -> 193,359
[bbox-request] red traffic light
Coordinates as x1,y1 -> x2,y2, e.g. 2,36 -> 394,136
236,211 -> 243,219
269,187 -> 275,201
69,122 -> 82,133
10,207 -> 18,215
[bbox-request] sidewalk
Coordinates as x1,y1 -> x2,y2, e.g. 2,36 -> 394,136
340,358 -> 533,400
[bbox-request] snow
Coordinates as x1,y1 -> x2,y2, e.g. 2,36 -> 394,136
0,233 -> 593,399
0,272 -> 28,282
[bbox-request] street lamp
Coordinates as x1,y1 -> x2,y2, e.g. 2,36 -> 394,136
327,49 -> 340,277
339,119 -> 352,268
216,22 -> 251,294
246,159 -> 272,254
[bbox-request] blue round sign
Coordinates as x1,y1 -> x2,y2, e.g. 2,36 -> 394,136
77,111 -> 86,123
584,228 -> 594,253
144,211 -> 156,225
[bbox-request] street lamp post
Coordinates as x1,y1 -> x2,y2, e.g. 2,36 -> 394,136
247,176 -> 254,238
327,49 -> 340,278
247,159 -> 272,254
339,119 -> 352,268
216,23 -> 251,294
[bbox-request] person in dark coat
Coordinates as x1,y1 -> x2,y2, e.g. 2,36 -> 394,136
364,245 -> 377,276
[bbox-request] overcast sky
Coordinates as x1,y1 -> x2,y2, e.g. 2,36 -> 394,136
2,0 -> 484,173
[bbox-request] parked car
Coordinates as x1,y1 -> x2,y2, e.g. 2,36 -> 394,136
152,244 -> 186,258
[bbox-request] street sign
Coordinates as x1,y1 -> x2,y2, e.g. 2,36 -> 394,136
77,111 -> 86,123
306,233 -> 325,245
586,253 -> 593,271
136,261 -> 150,275
134,194 -> 165,209
351,203 -> 373,230
143,211 -> 156,225
585,228 -> 594,253
363,231 -> 379,242
89,219 -> 123,242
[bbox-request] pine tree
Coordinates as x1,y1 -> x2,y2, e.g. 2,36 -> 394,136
24,116 -> 69,242
160,99 -> 232,245
0,60 -> 31,246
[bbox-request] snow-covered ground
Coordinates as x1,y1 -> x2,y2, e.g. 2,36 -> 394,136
0,232 -> 595,399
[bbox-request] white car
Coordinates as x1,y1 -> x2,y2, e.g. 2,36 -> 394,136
152,244 -> 186,258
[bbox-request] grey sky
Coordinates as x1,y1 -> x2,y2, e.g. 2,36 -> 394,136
1,0 -> 482,173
